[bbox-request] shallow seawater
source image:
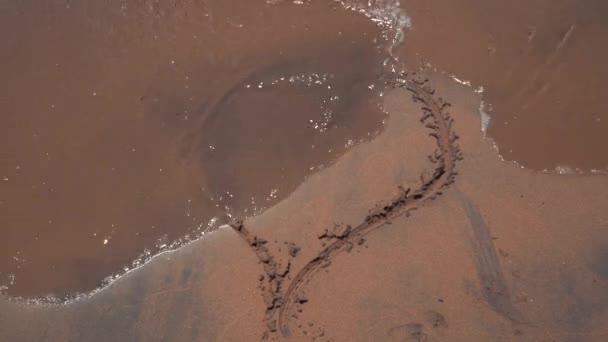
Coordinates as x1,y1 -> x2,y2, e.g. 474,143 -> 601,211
0,0 -> 407,298
399,0 -> 608,173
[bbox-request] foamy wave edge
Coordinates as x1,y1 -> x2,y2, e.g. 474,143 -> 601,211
1,0 -> 413,306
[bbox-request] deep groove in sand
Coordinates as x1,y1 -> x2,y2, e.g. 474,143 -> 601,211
231,73 -> 462,340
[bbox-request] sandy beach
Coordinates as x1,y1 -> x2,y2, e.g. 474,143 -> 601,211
1,1 -> 607,341
2,70 -> 607,341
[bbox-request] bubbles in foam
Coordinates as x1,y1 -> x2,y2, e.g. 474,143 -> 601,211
338,0 -> 411,35
554,166 -> 578,175
479,101 -> 492,134
245,71 -> 342,133
343,0 -> 411,73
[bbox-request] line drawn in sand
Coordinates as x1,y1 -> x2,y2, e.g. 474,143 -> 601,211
231,72 -> 463,340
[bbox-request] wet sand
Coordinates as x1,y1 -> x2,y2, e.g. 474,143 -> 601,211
0,0 -> 390,297
1,0 -> 608,341
1,70 -> 607,342
398,0 -> 608,172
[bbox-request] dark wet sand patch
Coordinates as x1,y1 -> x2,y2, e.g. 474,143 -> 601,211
0,0 -> 390,298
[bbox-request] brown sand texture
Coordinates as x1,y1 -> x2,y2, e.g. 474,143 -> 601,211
1,70 -> 607,341
0,0 -> 390,297
2,1 -> 608,341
